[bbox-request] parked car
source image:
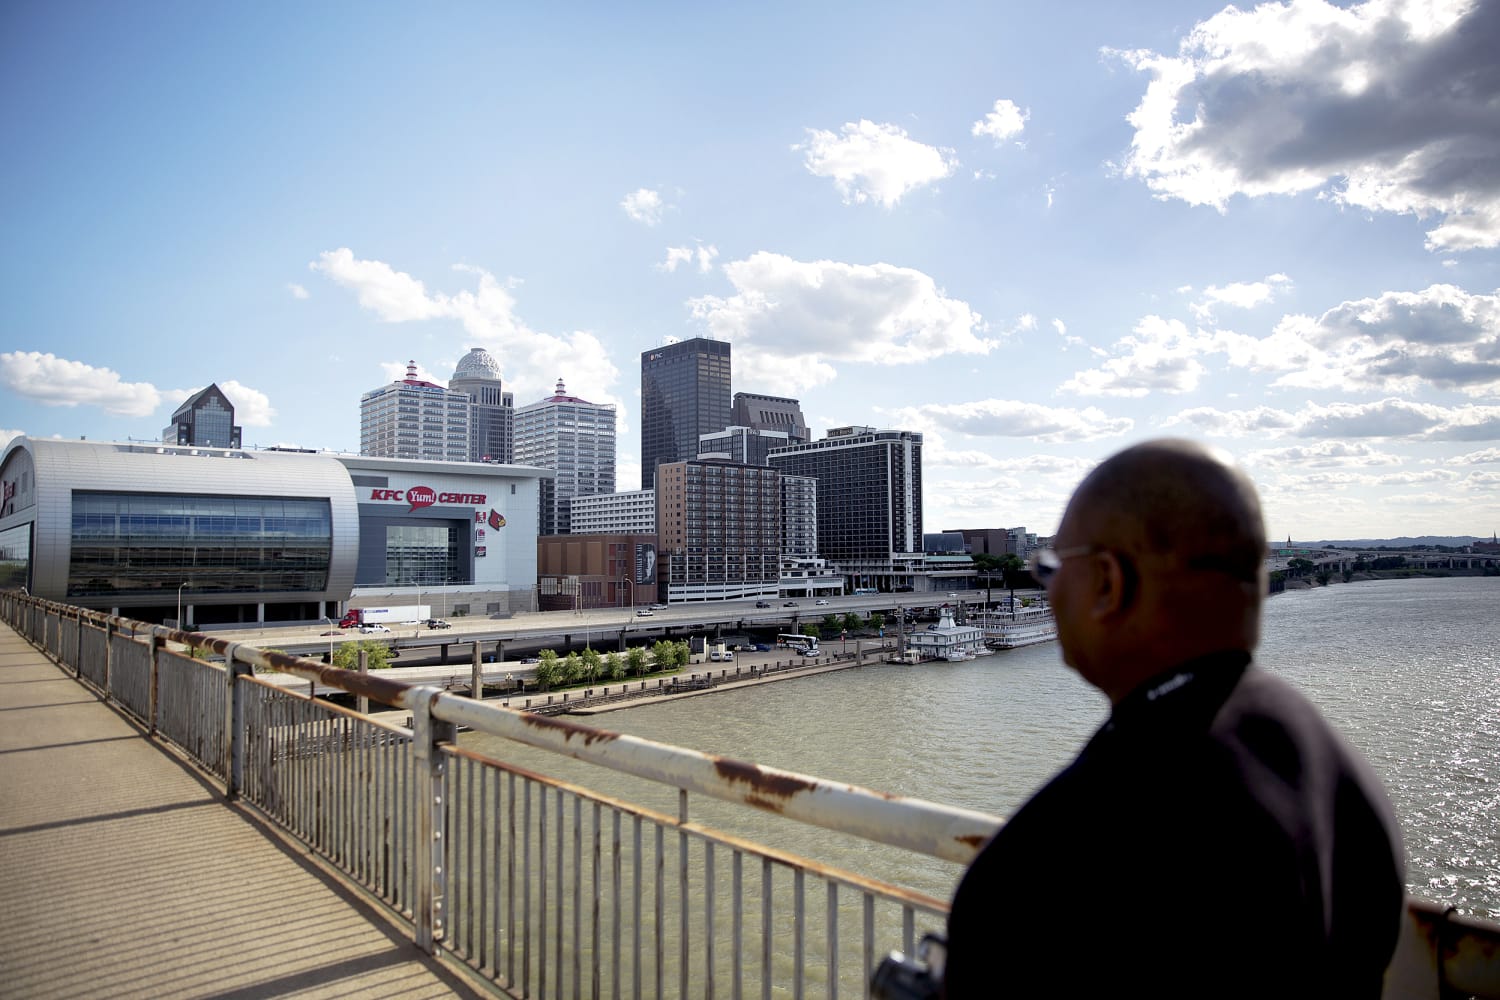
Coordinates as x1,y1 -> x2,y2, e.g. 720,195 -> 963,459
783,600 -> 798,607
815,599 -> 830,606
753,643 -> 772,652
755,600 -> 771,608
359,624 -> 391,634
426,619 -> 451,629
636,609 -> 654,617
651,602 -> 667,609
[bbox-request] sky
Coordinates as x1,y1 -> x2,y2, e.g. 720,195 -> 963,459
3,0 -> 1498,543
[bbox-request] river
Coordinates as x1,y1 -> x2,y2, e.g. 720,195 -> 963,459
465,575 -> 1499,918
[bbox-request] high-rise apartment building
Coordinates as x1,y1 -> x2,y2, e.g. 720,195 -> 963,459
768,426 -> 924,590
731,392 -> 808,444
360,362 -> 472,461
655,459 -> 780,602
697,425 -> 792,466
448,347 -> 514,463
514,379 -> 617,536
570,488 -> 656,535
640,338 -> 731,490
162,383 -> 242,449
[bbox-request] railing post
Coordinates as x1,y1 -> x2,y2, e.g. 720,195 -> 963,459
357,649 -> 368,716
471,643 -> 482,701
222,642 -> 248,801
149,630 -> 165,735
411,685 -> 456,953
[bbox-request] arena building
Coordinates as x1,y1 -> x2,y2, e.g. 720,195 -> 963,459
0,437 -> 548,627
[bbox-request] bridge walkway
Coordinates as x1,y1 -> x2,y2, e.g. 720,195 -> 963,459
0,624 -> 485,999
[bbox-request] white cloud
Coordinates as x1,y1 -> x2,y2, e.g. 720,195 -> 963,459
309,249 -> 445,322
971,98 -> 1029,143
1114,0 -> 1500,250
0,352 -> 162,417
890,398 -> 1133,443
287,282 -> 309,300
1454,447 -> 1500,464
1059,315 -> 1210,396
1246,441 -> 1403,469
620,188 -> 664,226
0,428 -> 22,451
1168,397 -> 1500,441
311,249 -> 623,411
164,381 -> 278,428
797,120 -> 957,208
659,244 -> 718,273
1188,273 -> 1292,321
687,251 -> 994,391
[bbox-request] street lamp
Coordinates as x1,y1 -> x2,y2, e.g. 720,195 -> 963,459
176,581 -> 189,631
409,579 -> 423,619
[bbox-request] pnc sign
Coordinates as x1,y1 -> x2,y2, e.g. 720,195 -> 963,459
368,486 -> 487,512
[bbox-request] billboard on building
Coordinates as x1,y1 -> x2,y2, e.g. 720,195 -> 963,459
634,543 -> 656,584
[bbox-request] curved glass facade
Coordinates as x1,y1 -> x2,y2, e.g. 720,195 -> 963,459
68,493 -> 332,597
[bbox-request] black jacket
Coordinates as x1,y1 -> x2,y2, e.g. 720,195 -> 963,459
943,652 -> 1404,997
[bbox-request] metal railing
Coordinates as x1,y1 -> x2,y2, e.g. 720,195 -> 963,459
5,592 -> 1498,1000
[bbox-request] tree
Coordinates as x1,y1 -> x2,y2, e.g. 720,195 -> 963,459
651,640 -> 675,673
533,650 -> 561,690
1288,558 -> 1316,577
1316,569 -> 1332,586
332,640 -> 394,671
868,612 -> 885,632
672,640 -> 692,667
627,646 -> 648,677
821,613 -> 840,634
604,651 -> 625,681
561,651 -> 582,684
801,623 -> 820,640
581,647 -> 602,684
841,612 -> 863,633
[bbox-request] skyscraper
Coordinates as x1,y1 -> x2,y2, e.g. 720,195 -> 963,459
731,392 -> 808,444
162,383 -> 242,449
448,347 -> 514,463
514,378 -> 617,535
655,459 -> 781,602
768,426 -> 924,590
360,362 -> 472,461
640,337 -> 731,490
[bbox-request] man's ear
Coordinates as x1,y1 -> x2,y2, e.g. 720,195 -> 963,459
1091,549 -> 1136,617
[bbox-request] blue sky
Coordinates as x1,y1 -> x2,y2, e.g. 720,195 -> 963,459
3,0 -> 1497,541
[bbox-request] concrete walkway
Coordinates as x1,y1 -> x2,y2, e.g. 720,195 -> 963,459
0,625 -> 486,999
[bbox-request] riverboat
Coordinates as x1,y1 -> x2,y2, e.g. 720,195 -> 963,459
974,602 -> 1058,649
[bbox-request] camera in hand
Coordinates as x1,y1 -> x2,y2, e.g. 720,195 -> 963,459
870,933 -> 945,1000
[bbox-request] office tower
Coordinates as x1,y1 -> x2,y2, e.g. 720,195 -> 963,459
514,378 -> 617,535
655,459 -> 781,602
698,425 -> 792,467
162,384 -> 242,449
768,426 -> 924,590
731,392 -> 808,444
360,362 -> 472,461
448,347 -> 514,463
640,337 -> 731,490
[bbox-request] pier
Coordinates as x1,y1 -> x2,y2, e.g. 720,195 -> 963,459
2,593 -> 1497,998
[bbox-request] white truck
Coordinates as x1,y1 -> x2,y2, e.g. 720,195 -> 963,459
339,605 -> 431,628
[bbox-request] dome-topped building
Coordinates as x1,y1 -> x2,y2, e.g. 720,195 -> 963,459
449,347 -> 514,463
453,347 -> 505,382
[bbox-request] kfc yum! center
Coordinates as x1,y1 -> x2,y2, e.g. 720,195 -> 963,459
0,437 -> 551,627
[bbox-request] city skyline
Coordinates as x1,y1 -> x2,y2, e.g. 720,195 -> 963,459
2,1 -> 1497,541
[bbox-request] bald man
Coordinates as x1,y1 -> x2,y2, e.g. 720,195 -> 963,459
941,440 -> 1404,997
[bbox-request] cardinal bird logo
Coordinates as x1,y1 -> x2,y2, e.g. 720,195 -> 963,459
488,509 -> 506,529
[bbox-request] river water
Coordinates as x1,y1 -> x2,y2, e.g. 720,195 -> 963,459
466,576 -> 1499,918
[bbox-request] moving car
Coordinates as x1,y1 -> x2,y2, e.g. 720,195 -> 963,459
636,609 -> 654,617
815,599 -> 830,606
783,601 -> 798,607
755,600 -> 771,608
426,619 -> 451,629
359,623 -> 391,634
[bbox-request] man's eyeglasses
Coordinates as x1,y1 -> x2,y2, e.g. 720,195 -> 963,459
1032,544 -> 1101,585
